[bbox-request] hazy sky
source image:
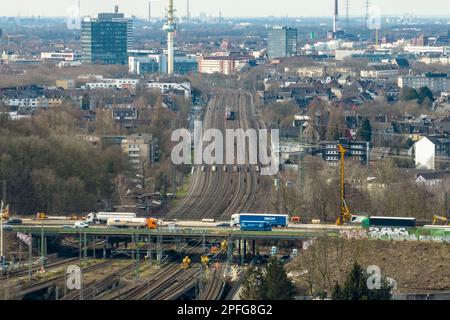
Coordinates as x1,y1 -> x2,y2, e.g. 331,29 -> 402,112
2,0 -> 450,18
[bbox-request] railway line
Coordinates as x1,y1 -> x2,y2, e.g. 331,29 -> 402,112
199,263 -> 225,300
167,90 -> 273,220
60,260 -> 141,300
0,257 -> 79,281
14,259 -> 114,299
71,240 -> 207,300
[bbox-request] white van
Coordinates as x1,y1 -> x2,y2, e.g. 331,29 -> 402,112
74,221 -> 89,229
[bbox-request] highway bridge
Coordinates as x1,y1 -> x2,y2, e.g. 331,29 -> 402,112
9,225 -> 342,241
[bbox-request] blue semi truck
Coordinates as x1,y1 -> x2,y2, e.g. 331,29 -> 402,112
231,213 -> 289,228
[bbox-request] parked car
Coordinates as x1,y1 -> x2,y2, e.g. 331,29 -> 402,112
2,225 -> 13,231
6,219 -> 23,225
74,221 -> 89,229
216,223 -> 230,228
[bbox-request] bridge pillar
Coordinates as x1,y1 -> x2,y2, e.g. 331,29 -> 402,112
93,236 -> 96,259
226,236 -> 233,268
131,233 -> 135,261
241,239 -> 247,266
252,240 -> 256,259
83,233 -> 87,263
78,233 -> 82,260
147,235 -> 152,265
156,235 -> 162,264
238,240 -> 241,258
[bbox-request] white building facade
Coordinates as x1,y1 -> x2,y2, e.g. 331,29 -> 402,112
414,137 -> 436,170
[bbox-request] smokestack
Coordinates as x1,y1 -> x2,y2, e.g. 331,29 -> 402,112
148,1 -> 151,22
115,5 -> 119,14
187,0 -> 191,20
333,0 -> 339,34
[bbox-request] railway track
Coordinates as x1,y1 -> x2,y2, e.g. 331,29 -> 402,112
111,241 -> 206,300
0,257 -> 79,281
141,91 -> 273,301
60,260 -> 141,300
199,263 -> 225,300
17,259 -> 114,299
167,90 -> 271,220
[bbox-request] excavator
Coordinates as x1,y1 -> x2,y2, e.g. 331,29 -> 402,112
336,144 -> 353,226
433,215 -> 449,226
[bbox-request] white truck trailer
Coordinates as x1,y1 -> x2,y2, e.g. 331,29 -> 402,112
86,212 -> 136,224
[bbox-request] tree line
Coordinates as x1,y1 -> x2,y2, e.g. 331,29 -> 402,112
0,107 -> 128,215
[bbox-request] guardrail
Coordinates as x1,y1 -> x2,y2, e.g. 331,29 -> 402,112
9,226 -> 340,240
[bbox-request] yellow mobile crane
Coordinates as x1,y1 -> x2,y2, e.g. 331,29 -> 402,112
336,144 -> 353,226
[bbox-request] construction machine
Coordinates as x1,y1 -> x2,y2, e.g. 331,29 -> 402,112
201,255 -> 209,267
336,144 -> 353,226
220,240 -> 228,252
1,204 -> 9,220
36,213 -> 47,220
181,256 -> 191,269
433,215 -> 449,226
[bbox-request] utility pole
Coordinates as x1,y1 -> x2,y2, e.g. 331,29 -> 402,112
445,192 -> 449,218
28,235 -> 32,281
2,180 -> 5,206
0,201 -> 4,276
40,221 -> 45,268
0,180 -> 5,274
172,164 -> 177,198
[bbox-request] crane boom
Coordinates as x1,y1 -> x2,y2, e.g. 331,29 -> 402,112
336,144 -> 352,225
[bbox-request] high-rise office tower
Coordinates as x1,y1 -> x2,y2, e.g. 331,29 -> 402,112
268,26 -> 298,59
81,7 -> 133,65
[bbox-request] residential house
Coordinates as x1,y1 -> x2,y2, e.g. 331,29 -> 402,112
414,135 -> 450,170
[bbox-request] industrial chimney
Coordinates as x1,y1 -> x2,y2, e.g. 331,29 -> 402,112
115,5 -> 119,14
333,0 -> 339,34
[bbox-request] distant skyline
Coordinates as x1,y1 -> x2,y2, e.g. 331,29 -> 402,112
2,0 -> 450,19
